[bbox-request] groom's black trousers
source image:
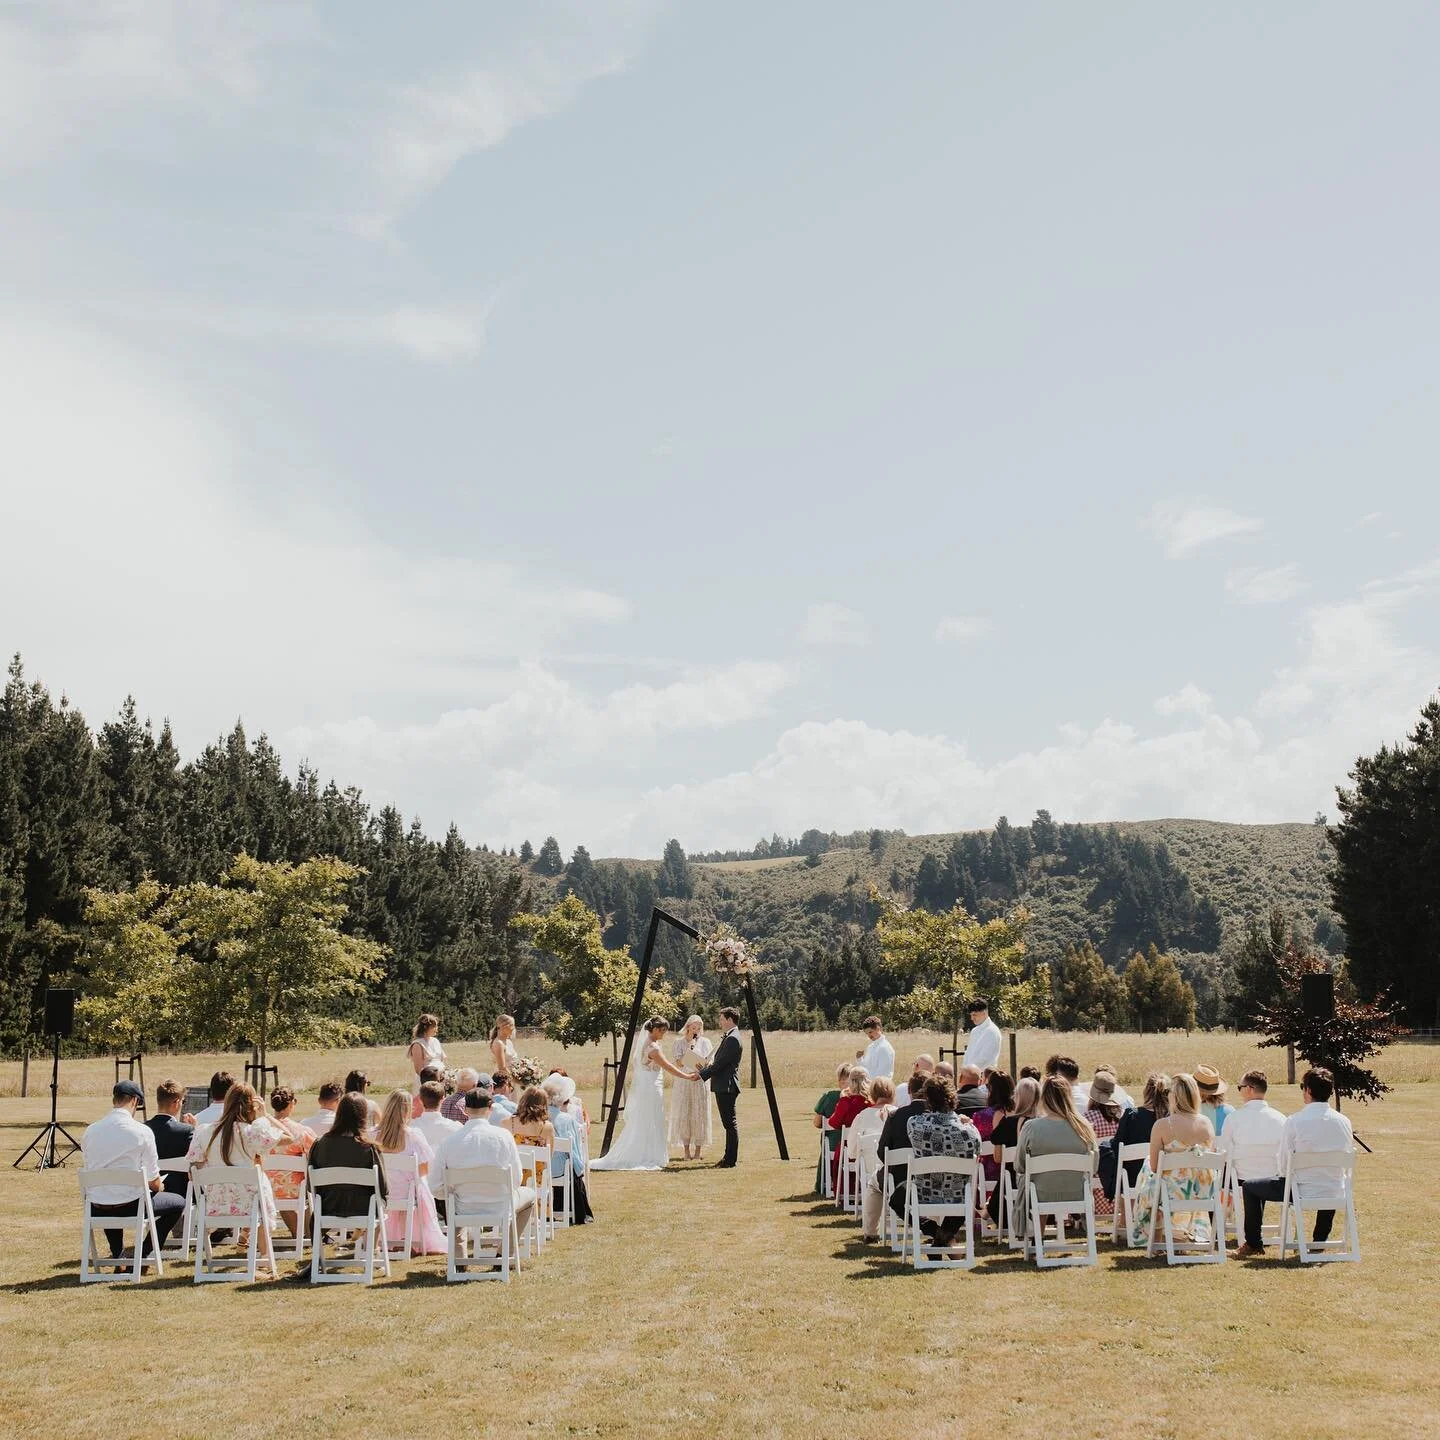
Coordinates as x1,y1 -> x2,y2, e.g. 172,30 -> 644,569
717,1092 -> 739,1165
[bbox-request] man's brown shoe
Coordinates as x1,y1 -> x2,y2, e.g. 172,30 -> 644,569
1235,1243 -> 1266,1259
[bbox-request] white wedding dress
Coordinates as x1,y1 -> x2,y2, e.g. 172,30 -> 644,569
591,1040 -> 670,1171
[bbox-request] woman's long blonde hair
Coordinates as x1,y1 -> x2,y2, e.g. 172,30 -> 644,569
1170,1073 -> 1201,1116
376,1089 -> 412,1152
1012,1076 -> 1041,1123
1040,1076 -> 1096,1148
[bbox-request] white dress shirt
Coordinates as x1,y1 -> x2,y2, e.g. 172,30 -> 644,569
1283,1101 -> 1354,1204
859,1034 -> 895,1080
962,1018 -> 1002,1072
894,1083 -> 910,1107
300,1109 -> 336,1136
193,1101 -> 225,1127
412,1110 -> 462,1150
81,1107 -> 160,1205
432,1119 -> 532,1204
1221,1098 -> 1287,1180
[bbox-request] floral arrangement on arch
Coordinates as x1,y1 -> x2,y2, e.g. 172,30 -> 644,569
509,1055 -> 545,1089
701,925 -> 762,977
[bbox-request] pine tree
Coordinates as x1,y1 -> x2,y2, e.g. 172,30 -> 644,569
519,839 -> 534,864
1224,906 -> 1290,1030
658,838 -> 693,899
535,836 -> 563,876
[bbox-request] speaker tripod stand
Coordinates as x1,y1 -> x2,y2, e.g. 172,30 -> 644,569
13,1033 -> 82,1170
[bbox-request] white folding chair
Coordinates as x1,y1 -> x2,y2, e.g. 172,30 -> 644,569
818,1122 -> 835,1199
1145,1149 -> 1226,1265
552,1137 -> 576,1229
157,1157 -> 195,1258
856,1133 -> 880,1220
78,1169 -> 163,1283
1223,1141 -> 1284,1248
514,1144 -> 557,1251
1024,1153 -> 1099,1268
1111,1142 -> 1151,1247
882,1146 -> 913,1252
192,1165 -> 278,1283
443,1165 -> 522,1282
381,1151 -> 418,1262
261,1155 -> 309,1258
1279,1150 -> 1360,1263
309,1166 -> 390,1284
905,1156 -> 979,1270
835,1126 -> 860,1213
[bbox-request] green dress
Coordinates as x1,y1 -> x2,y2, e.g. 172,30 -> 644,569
813,1088 -> 841,1193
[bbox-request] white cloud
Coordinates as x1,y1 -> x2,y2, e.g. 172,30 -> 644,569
934,615 -> 991,644
799,603 -> 869,647
1224,563 -> 1307,605
1154,684 -> 1213,717
1144,499 -> 1264,558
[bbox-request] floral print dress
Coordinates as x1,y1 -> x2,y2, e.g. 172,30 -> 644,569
1130,1141 -> 1220,1243
187,1117 -> 286,1230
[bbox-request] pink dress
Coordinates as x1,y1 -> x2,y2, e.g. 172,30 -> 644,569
381,1128 -> 446,1254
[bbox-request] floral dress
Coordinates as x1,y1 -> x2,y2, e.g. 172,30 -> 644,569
1084,1108 -> 1119,1217
668,1036 -> 714,1149
268,1118 -> 315,1202
1131,1141 -> 1220,1243
187,1117 -> 286,1230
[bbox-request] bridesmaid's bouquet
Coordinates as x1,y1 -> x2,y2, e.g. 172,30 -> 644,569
509,1055 -> 545,1089
701,925 -> 761,976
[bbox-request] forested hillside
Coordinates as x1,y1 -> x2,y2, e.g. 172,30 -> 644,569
2,656 -> 1346,1052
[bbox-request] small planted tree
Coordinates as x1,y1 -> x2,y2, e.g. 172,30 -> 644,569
512,893 -> 675,1063
1054,940 -> 1129,1031
1123,944 -> 1197,1034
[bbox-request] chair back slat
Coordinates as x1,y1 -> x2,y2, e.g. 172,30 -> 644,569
1156,1149 -> 1223,1173
909,1155 -> 978,1178
79,1167 -> 148,1197
1027,1152 -> 1095,1177
309,1166 -> 381,1189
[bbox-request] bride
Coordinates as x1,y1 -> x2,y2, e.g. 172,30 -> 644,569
592,1017 -> 698,1171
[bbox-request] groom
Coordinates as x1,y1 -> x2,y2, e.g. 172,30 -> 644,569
696,1006 -> 742,1168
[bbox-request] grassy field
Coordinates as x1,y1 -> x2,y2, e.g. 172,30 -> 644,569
2,1032 -> 1436,1440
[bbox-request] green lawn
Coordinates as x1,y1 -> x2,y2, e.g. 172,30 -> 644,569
1,1038 -> 1435,1439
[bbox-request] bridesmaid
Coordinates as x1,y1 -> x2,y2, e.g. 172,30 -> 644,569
489,1014 -> 519,1079
668,1016 -> 714,1160
407,1012 -> 447,1090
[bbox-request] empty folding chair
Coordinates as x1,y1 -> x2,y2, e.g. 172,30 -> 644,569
192,1165 -> 278,1283
381,1151 -> 418,1263
157,1157 -> 195,1259
1279,1150 -> 1360,1263
1024,1153 -> 1099,1268
1111,1142 -> 1151,1247
1145,1149 -> 1226,1265
261,1154 -> 309,1259
443,1165 -> 521,1282
905,1155 -> 979,1270
309,1166 -> 390,1285
78,1168 -> 164,1284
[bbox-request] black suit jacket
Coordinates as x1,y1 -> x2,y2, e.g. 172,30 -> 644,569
699,1031 -> 742,1095
876,1100 -> 927,1166
146,1113 -> 194,1195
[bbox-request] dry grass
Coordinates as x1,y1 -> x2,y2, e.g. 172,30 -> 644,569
1,1034 -> 1436,1440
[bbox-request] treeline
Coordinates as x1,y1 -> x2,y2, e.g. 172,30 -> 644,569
691,828 -> 905,864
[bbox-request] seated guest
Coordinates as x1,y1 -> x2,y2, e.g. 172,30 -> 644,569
974,1070 -> 1014,1185
1016,1077 -> 1098,1235
374,1089 -> 446,1254
933,1061 -> 955,1081
894,1055 -> 934,1108
187,1081 -> 288,1237
846,1076 -> 896,1167
300,1080 -> 344,1135
812,1063 -> 851,1193
826,1066 -> 873,1190
432,1089 -> 536,1241
267,1086 -> 315,1233
1110,1072 -> 1170,1198
1080,1064 -> 1134,1111
1043,1054 -> 1080,1084
193,1070 -> 235,1126
906,1074 -> 982,1249
441,1069 -> 482,1125
1130,1074 -> 1218,1244
307,1093 -> 389,1242
1195,1065 -> 1235,1135
542,1073 -> 595,1224
1238,1067 -> 1349,1258
1083,1070 -> 1123,1218
861,1072 -> 930,1242
955,1065 -> 989,1115
505,1085 -> 557,1194
145,1078 -> 194,1196
344,1069 -> 382,1131
985,1074 -> 1035,1223
412,1079 -> 461,1150
83,1080 -> 187,1261
547,1069 -> 586,1128
410,1064 -> 444,1119
491,1072 -> 519,1119
1019,1065 -> 1042,1081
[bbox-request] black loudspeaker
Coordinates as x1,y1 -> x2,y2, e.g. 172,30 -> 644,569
1301,972 -> 1335,1021
43,988 -> 76,1039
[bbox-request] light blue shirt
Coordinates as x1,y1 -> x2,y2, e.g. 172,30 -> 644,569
490,1095 -> 517,1120
548,1105 -> 585,1176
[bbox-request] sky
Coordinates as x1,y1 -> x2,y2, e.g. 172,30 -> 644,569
3,2 -> 1438,858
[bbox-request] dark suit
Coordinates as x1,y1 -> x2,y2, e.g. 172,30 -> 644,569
146,1112 -> 194,1196
876,1100 -> 928,1217
956,1084 -> 990,1116
699,1030 -> 742,1166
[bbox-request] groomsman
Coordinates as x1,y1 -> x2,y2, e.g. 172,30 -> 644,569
855,1017 -> 895,1080
961,998 -> 1002,1073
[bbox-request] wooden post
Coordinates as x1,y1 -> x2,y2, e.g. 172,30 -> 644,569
750,1037 -> 758,1090
1008,1030 -> 1018,1079
1286,1044 -> 1296,1086
601,909 -> 660,1158
21,1043 -> 29,1100
742,974 -> 789,1161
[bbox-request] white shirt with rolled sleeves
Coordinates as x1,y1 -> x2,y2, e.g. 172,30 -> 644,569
1221,1098 -> 1287,1180
412,1110 -> 461,1152
1283,1101 -> 1354,1204
962,1017 -> 1002,1073
858,1034 -> 895,1080
81,1106 -> 161,1205
432,1117 -> 534,1206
